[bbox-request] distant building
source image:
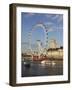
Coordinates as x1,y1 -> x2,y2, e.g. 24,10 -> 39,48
49,39 -> 58,49
47,46 -> 63,59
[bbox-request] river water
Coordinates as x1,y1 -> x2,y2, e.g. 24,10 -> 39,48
21,60 -> 63,77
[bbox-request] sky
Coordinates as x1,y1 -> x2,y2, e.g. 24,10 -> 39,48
21,12 -> 63,52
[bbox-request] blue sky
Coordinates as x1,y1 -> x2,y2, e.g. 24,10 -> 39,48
21,12 -> 63,51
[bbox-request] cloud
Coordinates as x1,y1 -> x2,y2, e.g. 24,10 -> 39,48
27,13 -> 35,16
52,15 -> 59,19
52,15 -> 63,23
44,21 -> 63,32
45,14 -> 63,23
45,22 -> 53,26
23,13 -> 35,17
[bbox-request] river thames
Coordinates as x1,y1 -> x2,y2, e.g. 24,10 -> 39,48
21,59 -> 63,77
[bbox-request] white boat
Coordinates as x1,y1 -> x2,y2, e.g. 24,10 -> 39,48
41,60 -> 56,66
41,60 -> 51,65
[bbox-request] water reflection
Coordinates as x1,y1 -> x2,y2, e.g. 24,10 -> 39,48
21,59 -> 63,77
